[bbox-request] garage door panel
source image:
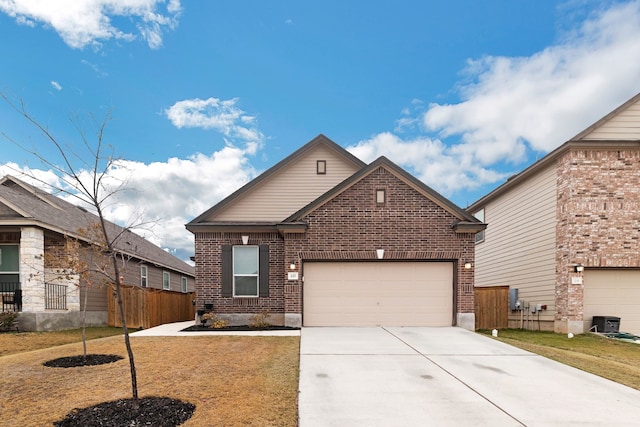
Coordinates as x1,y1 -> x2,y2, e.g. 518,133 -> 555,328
584,269 -> 640,335
303,262 -> 453,327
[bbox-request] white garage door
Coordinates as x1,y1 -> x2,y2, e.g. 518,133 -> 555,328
303,262 -> 453,326
584,269 -> 640,335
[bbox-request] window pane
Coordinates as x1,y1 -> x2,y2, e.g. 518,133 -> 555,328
235,276 -> 258,296
234,246 -> 258,274
0,245 -> 19,272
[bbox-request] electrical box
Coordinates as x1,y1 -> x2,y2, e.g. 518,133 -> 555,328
509,288 -> 519,310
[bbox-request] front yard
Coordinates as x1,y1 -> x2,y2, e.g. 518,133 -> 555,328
0,332 -> 300,426
479,329 -> 640,391
2,327 -> 639,426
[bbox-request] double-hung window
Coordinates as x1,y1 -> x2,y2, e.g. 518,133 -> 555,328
163,271 -> 170,290
181,276 -> 187,293
140,265 -> 148,288
222,244 -> 268,298
233,246 -> 259,297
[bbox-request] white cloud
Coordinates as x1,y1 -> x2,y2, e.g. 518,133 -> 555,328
349,1 -> 640,197
165,97 -> 265,150
1,146 -> 256,262
50,81 -> 62,91
348,132 -> 506,197
424,1 -> 640,165
0,0 -> 181,49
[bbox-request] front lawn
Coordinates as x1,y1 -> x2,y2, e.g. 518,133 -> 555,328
0,326 -> 123,356
0,335 -> 300,426
479,329 -> 640,390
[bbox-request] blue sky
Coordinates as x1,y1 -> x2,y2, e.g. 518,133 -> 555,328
1,0 -> 640,262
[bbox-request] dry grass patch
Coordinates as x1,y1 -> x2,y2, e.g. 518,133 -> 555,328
480,329 -> 640,390
0,335 -> 300,426
0,327 -> 123,356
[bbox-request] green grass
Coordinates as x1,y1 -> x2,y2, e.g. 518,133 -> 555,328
478,329 -> 640,390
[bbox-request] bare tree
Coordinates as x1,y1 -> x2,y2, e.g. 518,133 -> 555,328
1,93 -> 140,399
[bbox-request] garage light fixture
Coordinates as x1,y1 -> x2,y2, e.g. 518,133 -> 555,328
241,235 -> 249,245
464,262 -> 472,269
574,264 -> 584,273
289,262 -> 296,270
376,249 -> 384,259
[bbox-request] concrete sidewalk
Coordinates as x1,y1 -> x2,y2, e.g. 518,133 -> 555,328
299,327 -> 640,426
128,320 -> 301,337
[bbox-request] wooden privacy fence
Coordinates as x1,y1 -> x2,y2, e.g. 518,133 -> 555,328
475,286 -> 509,330
108,285 -> 195,329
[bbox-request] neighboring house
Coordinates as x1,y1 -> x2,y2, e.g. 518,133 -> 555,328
186,135 -> 485,329
469,92 -> 640,335
0,175 -> 195,331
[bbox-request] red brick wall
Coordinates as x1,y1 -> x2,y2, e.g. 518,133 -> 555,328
193,232 -> 285,314
556,147 -> 640,324
193,166 -> 476,321
286,166 -> 476,317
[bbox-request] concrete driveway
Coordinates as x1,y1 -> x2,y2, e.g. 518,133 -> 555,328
298,327 -> 640,426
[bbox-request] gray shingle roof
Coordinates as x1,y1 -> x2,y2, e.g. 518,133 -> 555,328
0,175 -> 194,276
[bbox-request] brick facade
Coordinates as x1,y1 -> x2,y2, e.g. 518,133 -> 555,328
556,147 -> 640,332
194,166 -> 476,325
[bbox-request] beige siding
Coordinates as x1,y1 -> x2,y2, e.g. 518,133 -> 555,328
580,100 -> 640,140
475,163 -> 557,321
213,145 -> 361,221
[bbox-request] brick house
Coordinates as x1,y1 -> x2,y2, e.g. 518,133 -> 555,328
186,135 -> 485,329
0,175 -> 195,331
468,92 -> 640,335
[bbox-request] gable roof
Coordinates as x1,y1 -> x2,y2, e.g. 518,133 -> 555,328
0,175 -> 194,276
468,91 -> 640,211
571,91 -> 640,141
285,156 -> 483,232
186,134 -> 366,229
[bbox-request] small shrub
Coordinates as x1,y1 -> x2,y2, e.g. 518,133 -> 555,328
200,312 -> 217,323
200,312 -> 229,329
210,319 -> 229,329
249,310 -> 271,328
0,311 -> 19,330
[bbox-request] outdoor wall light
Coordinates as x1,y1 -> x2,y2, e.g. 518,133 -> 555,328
574,264 -> 584,273
376,249 -> 385,259
241,235 -> 249,245
464,262 -> 473,269
289,262 -> 296,270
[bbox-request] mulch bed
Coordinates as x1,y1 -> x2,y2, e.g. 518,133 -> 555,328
181,324 -> 300,332
43,354 -> 123,368
54,396 -> 195,427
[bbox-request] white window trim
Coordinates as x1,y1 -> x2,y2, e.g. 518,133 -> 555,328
181,276 -> 187,293
140,265 -> 148,288
233,245 -> 259,298
162,271 -> 170,290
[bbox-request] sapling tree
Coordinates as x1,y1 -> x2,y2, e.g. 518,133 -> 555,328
1,93 -> 141,399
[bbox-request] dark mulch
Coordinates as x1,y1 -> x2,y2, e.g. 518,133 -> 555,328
181,324 -> 300,332
43,354 -> 123,368
54,396 -> 195,427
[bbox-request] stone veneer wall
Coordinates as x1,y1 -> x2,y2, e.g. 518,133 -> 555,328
555,147 -> 640,333
20,227 -> 45,312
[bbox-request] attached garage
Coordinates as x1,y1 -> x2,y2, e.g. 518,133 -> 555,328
303,261 -> 454,327
584,269 -> 640,335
